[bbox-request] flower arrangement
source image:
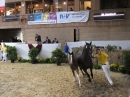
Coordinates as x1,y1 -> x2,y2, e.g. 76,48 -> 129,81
38,58 -> 44,63
118,65 -> 125,72
110,63 -> 118,72
17,56 -> 22,62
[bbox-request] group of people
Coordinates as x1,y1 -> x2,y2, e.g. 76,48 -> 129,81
35,34 -> 58,44
11,37 -> 22,42
0,43 -> 7,62
64,43 -> 113,85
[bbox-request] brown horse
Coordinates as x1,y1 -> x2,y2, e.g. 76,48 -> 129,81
76,42 -> 94,83
68,51 -> 81,87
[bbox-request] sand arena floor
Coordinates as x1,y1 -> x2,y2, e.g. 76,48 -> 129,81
0,61 -> 130,97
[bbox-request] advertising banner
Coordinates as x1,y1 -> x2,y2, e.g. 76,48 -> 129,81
93,12 -> 124,21
0,0 -> 5,11
28,12 -> 57,25
2,15 -> 19,22
56,11 -> 89,23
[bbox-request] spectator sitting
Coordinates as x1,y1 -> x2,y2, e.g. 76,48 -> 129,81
86,7 -> 91,10
43,36 -> 51,44
47,9 -> 50,12
18,39 -> 22,42
69,8 -> 73,11
52,38 -> 58,43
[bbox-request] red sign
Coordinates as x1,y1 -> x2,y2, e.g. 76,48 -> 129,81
0,6 -> 5,10
0,0 -> 5,11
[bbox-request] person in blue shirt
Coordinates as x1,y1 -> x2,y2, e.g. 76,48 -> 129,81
64,43 -> 69,59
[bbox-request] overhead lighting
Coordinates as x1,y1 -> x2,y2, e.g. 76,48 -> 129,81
45,4 -> 47,7
36,4 -> 38,7
63,2 -> 66,5
19,6 -> 21,8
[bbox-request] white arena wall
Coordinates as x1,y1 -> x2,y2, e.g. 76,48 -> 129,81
1,40 -> 130,59
2,43 -> 61,59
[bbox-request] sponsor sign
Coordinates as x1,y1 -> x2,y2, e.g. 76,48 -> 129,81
93,12 -> 124,21
2,15 -> 20,22
28,12 -> 57,25
28,14 -> 34,21
56,11 -> 89,23
0,0 -> 5,11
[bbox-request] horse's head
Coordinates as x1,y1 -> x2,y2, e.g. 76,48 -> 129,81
84,41 -> 93,57
68,51 -> 73,56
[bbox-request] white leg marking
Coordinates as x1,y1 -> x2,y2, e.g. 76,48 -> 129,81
91,79 -> 94,84
77,74 -> 81,87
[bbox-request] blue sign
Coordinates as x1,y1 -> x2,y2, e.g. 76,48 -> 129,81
28,14 -> 34,21
34,13 -> 42,21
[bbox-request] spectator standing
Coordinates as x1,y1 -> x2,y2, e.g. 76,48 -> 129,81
64,43 -> 69,59
2,44 -> 7,62
52,38 -> 58,43
35,34 -> 42,44
0,43 -> 3,60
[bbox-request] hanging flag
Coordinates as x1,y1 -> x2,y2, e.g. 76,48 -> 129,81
0,0 -> 5,11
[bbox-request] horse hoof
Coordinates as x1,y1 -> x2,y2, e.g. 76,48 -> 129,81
88,79 -> 91,82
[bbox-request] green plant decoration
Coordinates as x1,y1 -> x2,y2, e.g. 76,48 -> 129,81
123,50 -> 130,74
106,45 -> 117,52
28,48 -> 39,63
51,48 -> 67,65
7,46 -> 17,62
93,64 -> 101,69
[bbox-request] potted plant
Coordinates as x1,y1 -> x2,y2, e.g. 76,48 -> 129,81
7,46 -> 17,63
51,48 -> 67,66
28,48 -> 39,64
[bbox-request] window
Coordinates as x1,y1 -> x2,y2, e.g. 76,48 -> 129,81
6,3 -> 15,16
54,0 -> 68,12
68,0 -> 74,11
16,2 -> 21,14
26,0 -> 42,14
6,2 -> 21,16
44,0 -> 54,12
100,0 -> 130,9
80,0 -> 91,10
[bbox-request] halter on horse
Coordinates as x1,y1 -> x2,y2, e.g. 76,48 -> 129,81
76,42 -> 94,83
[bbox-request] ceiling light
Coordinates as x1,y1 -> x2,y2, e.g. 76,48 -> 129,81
45,4 -> 47,7
36,4 -> 38,7
63,2 -> 66,5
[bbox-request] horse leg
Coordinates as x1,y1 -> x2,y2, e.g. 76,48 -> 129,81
78,65 -> 85,76
90,67 -> 94,84
83,69 -> 91,82
76,68 -> 81,87
80,67 -> 85,76
72,69 -> 76,82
